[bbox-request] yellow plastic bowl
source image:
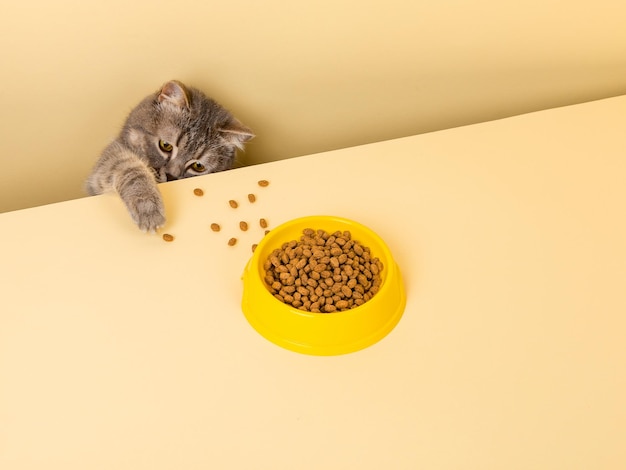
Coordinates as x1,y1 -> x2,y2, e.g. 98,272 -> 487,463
241,215 -> 406,355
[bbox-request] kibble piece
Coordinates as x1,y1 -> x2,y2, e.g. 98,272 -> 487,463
162,233 -> 174,242
193,188 -> 204,196
210,223 -> 221,232
330,247 -> 342,256
252,244 -> 258,252
248,193 -> 256,203
259,218 -> 268,229
228,200 -> 238,208
228,237 -> 237,246
341,285 -> 353,298
240,221 -> 249,231
258,179 -> 270,187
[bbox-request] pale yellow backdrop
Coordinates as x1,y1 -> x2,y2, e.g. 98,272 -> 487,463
1,0 -> 625,213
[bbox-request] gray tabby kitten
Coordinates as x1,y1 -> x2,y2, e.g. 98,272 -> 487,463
86,80 -> 254,232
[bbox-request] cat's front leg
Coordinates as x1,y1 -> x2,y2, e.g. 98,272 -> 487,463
115,166 -> 166,232
87,143 -> 167,232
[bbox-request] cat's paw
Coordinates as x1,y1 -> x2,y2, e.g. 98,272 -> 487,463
126,195 -> 166,233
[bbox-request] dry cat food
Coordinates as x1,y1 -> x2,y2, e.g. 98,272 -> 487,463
211,182 -> 272,247
252,244 -> 258,252
193,188 -> 204,196
263,228 -> 383,313
162,233 -> 175,242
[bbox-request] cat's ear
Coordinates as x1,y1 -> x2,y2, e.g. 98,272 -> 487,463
157,80 -> 190,108
219,119 -> 255,150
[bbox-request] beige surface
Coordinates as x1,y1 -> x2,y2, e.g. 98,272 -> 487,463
2,0 -> 626,213
1,96 -> 625,469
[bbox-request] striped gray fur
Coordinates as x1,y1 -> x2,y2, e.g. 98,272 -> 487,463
86,80 -> 254,232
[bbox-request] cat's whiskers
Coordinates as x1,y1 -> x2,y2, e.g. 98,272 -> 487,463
86,80 -> 253,232
233,154 -> 249,168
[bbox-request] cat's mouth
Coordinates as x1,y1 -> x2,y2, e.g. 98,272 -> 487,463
165,173 -> 179,182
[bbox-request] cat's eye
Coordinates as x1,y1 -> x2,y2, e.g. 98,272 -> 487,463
190,162 -> 206,172
159,140 -> 173,153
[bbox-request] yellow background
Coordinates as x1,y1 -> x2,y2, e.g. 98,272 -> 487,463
2,96 -> 625,469
1,0 -> 626,213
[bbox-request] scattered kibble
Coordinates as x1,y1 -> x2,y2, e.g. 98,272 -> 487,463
162,233 -> 175,242
213,183 -> 272,249
262,228 -> 383,312
193,188 -> 204,196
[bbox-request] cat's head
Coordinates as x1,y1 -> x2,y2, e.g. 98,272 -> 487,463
122,80 -> 254,181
